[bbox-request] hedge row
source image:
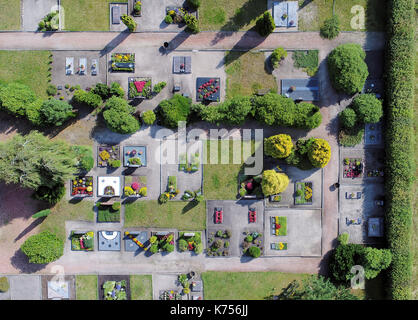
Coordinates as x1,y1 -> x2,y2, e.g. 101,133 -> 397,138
384,0 -> 415,300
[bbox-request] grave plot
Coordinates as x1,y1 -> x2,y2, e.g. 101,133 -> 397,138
294,182 -> 313,205
70,231 -> 94,251
111,53 -> 135,72
71,176 -> 93,197
206,229 -> 232,257
124,176 -> 147,198
97,145 -> 121,168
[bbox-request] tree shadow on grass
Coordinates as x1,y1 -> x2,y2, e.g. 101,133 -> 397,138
14,217 -> 45,243
10,249 -> 47,273
211,0 -> 267,45
182,200 -> 199,214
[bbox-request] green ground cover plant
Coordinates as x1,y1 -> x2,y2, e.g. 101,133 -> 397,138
292,50 -> 319,76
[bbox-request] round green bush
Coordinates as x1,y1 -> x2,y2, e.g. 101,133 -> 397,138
21,231 -> 64,264
245,235 -> 253,243
39,99 -> 75,126
158,94 -> 191,128
178,239 -> 188,252
264,134 -> 294,159
112,202 -> 121,211
327,44 -> 368,95
0,82 -> 37,116
194,243 -> 203,254
149,244 -> 159,254
339,107 -> 357,129
351,93 -> 383,124
320,15 -> 340,39
142,110 -> 156,125
271,47 -> 287,68
248,246 -> 261,258
46,84 -> 58,96
164,14 -> 173,24
103,97 -> 140,134
109,82 -> 125,98
0,277 -> 9,292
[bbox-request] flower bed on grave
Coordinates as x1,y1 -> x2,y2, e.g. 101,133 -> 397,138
160,290 -> 182,300
71,176 -> 93,197
133,0 -> 142,17
123,146 -> 147,167
269,194 -> 282,203
238,174 -> 263,198
124,176 -> 147,197
343,158 -> 363,178
196,77 -> 220,102
103,280 -> 127,300
271,242 -> 288,251
241,231 -> 264,257
70,231 -> 94,251
178,152 -> 200,173
97,145 -> 120,168
295,182 -> 313,205
178,232 -> 202,254
148,232 -> 175,254
158,176 -> 179,203
272,216 -> 287,236
207,229 -> 232,257
111,53 -> 135,72
128,77 -> 152,99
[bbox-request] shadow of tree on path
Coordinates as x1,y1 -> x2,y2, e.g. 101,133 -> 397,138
100,31 -> 131,57
14,218 -> 45,243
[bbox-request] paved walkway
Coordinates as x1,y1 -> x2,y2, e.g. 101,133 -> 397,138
0,30 -> 385,275
0,31 -> 385,52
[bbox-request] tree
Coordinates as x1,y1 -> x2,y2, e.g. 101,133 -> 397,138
158,94 -> 192,128
351,94 -> 383,124
308,138 -> 331,168
261,170 -> 289,196
271,47 -> 287,68
294,102 -> 322,129
91,83 -> 110,99
109,82 -> 125,98
327,43 -> 368,95
0,131 -> 78,190
339,107 -> 357,129
201,95 -> 253,125
26,99 -> 44,126
0,82 -> 37,116
362,247 -> 392,280
121,14 -> 137,32
32,182 -> 66,205
72,89 -> 103,108
276,276 -> 358,300
248,246 -> 261,258
320,15 -> 340,39
39,99 -> 75,126
329,243 -> 366,283
141,110 -> 156,125
253,93 -> 296,126
264,134 -> 293,159
21,231 -> 64,264
103,96 -> 140,134
255,11 -> 275,37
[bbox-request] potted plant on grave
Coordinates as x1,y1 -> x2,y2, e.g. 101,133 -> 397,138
133,1 -> 142,16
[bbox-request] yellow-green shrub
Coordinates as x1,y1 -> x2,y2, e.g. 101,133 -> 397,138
308,138 -> 331,168
264,134 -> 293,159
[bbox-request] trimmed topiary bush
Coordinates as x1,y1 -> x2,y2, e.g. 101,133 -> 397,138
264,134 -> 293,159
32,209 -> 51,219
255,11 -> 275,37
320,15 -> 340,39
21,231 -> 64,264
121,14 -> 137,32
339,108 -> 357,129
261,170 -> 289,196
327,43 -> 368,95
308,138 -> 331,168
103,96 -> 140,134
248,246 -> 261,258
72,89 -> 103,109
351,93 -> 383,124
142,110 -> 156,125
39,99 -> 75,126
158,94 -> 192,128
271,47 -> 287,68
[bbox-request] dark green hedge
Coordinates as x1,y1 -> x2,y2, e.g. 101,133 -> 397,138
384,0 -> 415,300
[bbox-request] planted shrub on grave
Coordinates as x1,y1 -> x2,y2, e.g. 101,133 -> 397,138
308,138 -> 331,168
178,232 -> 202,254
261,170 -> 289,197
264,134 -> 293,159
239,175 -> 262,198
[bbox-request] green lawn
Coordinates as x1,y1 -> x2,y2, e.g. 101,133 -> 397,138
225,51 -> 277,98
76,275 -> 98,300
130,275 -> 153,300
199,0 -> 266,31
203,140 -> 261,200
61,0 -> 128,31
39,199 -> 95,241
0,51 -> 51,98
202,271 -> 311,300
124,200 -> 206,230
298,0 -> 385,32
97,205 -> 120,222
0,0 -> 20,30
